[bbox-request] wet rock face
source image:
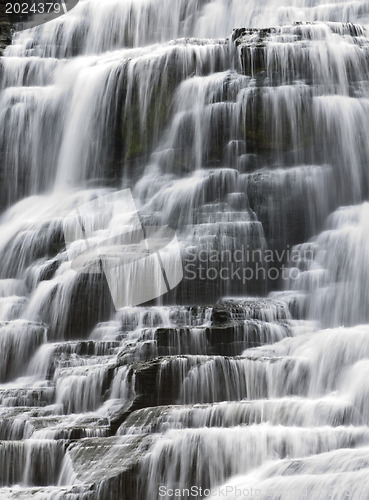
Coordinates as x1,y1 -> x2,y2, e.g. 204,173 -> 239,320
113,299 -> 292,413
68,435 -> 152,499
0,321 -> 47,382
15,291 -> 365,499
0,297 -> 297,497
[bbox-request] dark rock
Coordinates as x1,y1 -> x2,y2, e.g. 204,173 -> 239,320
0,3 -> 11,56
67,435 -> 153,500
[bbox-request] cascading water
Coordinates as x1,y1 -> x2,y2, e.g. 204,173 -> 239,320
1,0 -> 369,498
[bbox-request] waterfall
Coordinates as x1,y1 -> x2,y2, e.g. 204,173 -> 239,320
1,0 -> 369,498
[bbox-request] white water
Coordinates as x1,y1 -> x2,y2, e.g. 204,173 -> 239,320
1,0 -> 369,498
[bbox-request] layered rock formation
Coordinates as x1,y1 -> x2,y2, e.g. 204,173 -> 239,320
1,0 -> 369,498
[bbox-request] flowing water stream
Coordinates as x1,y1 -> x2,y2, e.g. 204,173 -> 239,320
1,0 -> 369,498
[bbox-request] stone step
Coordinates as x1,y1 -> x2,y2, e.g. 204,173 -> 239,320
118,396 -> 360,435
0,385 -> 55,408
118,320 -> 291,362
